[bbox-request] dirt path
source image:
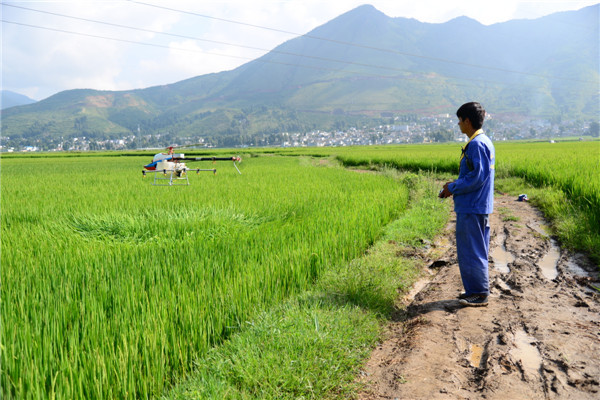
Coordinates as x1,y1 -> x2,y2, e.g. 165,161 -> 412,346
358,194 -> 600,400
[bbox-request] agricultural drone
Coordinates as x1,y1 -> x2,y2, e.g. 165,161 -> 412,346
142,146 -> 241,186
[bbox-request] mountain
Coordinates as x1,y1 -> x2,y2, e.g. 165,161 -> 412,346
2,4 -> 598,145
1,90 -> 37,110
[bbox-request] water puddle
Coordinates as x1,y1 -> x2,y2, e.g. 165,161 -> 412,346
470,344 -> 484,368
539,239 -> 560,280
491,230 -> 515,273
510,330 -> 542,377
564,257 -> 598,294
565,258 -> 591,278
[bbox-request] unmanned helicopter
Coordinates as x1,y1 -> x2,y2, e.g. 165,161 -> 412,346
142,146 -> 241,186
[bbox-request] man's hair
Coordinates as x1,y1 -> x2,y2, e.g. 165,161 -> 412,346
456,102 -> 485,130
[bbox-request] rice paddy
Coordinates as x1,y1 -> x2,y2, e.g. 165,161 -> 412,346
1,155 -> 409,398
2,139 -> 598,398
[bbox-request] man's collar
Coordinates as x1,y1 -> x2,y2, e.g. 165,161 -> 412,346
467,129 -> 483,144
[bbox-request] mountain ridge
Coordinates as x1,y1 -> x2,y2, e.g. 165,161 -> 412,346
1,90 -> 37,110
1,4 -> 598,144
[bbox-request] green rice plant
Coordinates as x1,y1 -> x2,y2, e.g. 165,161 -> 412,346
276,141 -> 599,262
1,155 -> 410,398
165,171 -> 451,400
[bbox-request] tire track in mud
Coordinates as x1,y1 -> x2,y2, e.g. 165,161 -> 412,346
358,195 -> 600,400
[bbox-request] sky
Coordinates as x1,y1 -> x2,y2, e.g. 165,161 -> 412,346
2,0 -> 598,101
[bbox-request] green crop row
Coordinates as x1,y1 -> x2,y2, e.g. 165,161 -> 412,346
1,155 -> 410,398
302,141 -> 600,260
333,142 -> 599,222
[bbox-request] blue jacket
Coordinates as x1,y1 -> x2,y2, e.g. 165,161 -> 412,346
448,132 -> 495,214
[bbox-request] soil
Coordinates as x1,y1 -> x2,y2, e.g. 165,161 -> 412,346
358,194 -> 600,400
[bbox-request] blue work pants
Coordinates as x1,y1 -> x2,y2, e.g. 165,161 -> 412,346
456,213 -> 490,296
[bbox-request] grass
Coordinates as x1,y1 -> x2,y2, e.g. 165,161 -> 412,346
164,172 -> 451,399
165,300 -> 381,400
497,206 -> 521,222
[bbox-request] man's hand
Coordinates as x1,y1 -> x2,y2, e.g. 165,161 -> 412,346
439,182 -> 453,198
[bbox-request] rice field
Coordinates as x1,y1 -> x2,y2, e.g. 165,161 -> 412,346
2,139 -> 599,398
1,155 -> 409,398
328,141 -> 600,231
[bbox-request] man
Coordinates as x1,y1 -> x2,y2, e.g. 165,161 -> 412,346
439,102 -> 495,307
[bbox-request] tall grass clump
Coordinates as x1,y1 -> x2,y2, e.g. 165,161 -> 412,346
1,155 -> 410,398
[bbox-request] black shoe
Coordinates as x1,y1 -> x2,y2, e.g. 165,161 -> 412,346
459,295 -> 488,307
458,291 -> 468,299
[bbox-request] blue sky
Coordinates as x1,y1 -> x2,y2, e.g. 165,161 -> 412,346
2,0 -> 598,100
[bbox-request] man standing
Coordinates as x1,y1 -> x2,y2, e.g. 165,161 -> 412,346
439,102 -> 495,307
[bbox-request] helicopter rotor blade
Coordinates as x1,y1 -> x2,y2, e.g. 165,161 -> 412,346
167,142 -> 207,150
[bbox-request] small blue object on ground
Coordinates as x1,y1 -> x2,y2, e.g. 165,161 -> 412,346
518,194 -> 528,202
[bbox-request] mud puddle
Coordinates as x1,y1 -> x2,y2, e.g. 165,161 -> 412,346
490,229 -> 514,273
469,343 -> 484,368
539,239 -> 560,280
565,257 -> 592,278
510,330 -> 542,378
358,195 -> 600,400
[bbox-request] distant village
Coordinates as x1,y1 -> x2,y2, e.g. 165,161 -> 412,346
1,114 -> 597,153
276,116 -> 595,148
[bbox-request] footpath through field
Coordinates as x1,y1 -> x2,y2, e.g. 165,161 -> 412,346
358,194 -> 600,399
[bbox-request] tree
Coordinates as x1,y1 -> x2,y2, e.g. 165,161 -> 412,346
431,128 -> 453,142
410,134 -> 424,144
589,121 -> 599,137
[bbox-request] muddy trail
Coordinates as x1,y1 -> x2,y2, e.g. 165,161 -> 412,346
358,194 -> 600,400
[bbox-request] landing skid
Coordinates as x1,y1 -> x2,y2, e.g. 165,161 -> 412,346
143,168 -> 216,186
